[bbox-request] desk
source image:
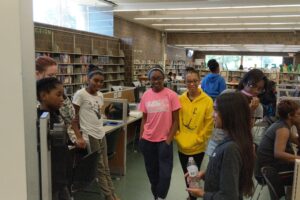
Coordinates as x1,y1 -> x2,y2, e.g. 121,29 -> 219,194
105,111 -> 142,176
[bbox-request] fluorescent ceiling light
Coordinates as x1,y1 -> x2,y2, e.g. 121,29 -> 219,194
135,15 -> 300,20
165,27 -> 300,31
152,22 -> 300,26
114,4 -> 300,12
176,44 -> 231,47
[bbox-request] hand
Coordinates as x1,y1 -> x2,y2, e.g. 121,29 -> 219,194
249,97 -> 260,111
165,138 -> 172,145
185,170 -> 205,183
75,137 -> 86,149
186,187 -> 205,197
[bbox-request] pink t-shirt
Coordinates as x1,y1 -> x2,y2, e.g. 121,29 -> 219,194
139,88 -> 181,142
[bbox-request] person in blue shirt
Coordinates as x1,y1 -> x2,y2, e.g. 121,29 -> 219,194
201,59 -> 226,100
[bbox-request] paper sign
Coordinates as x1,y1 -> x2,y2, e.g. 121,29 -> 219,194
117,91 -> 122,98
113,92 -> 118,98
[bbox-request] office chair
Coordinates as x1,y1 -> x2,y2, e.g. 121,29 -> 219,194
261,166 -> 286,200
71,150 -> 100,192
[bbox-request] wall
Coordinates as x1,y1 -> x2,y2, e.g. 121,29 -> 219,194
167,32 -> 300,45
114,16 -> 163,61
0,0 -> 38,199
114,16 -> 164,83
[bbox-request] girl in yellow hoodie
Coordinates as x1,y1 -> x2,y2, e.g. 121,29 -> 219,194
174,68 -> 213,200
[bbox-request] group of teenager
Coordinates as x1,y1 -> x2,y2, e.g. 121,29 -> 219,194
139,60 -> 300,200
35,55 -> 300,200
36,56 -> 119,200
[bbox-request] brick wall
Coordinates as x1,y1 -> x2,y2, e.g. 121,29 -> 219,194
167,32 -> 300,45
114,16 -> 163,83
114,16 -> 163,61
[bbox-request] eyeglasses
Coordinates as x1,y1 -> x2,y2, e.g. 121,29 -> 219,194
150,77 -> 164,81
186,79 -> 199,85
182,108 -> 198,130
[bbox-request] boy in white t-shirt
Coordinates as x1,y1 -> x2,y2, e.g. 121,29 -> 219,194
72,65 -> 119,200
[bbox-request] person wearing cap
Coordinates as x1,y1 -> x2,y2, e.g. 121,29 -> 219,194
201,59 -> 226,100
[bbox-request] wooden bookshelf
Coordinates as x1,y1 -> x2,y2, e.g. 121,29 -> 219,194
34,23 -> 125,96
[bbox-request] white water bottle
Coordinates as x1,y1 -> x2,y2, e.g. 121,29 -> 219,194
187,157 -> 200,188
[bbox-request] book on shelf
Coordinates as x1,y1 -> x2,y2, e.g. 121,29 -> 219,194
58,75 -> 72,84
59,65 -> 73,74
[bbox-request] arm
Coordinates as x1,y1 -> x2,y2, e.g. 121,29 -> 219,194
219,78 -> 227,93
139,113 -> 147,139
197,101 -> 214,144
71,104 -> 86,149
166,109 -> 179,144
274,127 -> 300,162
203,144 -> 242,200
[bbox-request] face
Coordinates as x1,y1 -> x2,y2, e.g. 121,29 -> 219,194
213,102 -> 223,128
87,74 -> 104,93
185,73 -> 200,93
290,108 -> 300,126
36,65 -> 58,80
243,79 -> 265,97
41,84 -> 64,110
150,71 -> 164,92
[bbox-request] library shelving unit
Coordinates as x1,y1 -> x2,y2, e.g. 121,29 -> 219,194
198,69 -> 278,88
279,72 -> 300,84
34,23 -> 125,97
165,60 -> 177,76
132,59 -> 163,81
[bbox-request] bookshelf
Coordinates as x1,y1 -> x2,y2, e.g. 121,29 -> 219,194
132,59 -> 163,81
165,59 -> 186,76
34,23 -> 125,96
198,69 -> 279,89
279,72 -> 300,84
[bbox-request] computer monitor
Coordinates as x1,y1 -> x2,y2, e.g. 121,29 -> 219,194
111,86 -> 123,91
132,81 -> 141,87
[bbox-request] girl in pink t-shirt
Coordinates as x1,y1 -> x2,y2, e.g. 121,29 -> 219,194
139,66 -> 181,200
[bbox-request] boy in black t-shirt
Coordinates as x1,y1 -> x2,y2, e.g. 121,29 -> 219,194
37,77 -> 70,200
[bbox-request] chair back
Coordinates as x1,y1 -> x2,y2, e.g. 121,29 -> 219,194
72,150 -> 100,190
261,166 -> 285,200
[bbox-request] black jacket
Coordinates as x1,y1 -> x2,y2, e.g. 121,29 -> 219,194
204,138 -> 243,200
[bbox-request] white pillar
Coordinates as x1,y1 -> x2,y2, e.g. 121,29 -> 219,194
0,0 -> 38,199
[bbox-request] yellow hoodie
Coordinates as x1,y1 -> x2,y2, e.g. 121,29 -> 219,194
175,88 -> 214,155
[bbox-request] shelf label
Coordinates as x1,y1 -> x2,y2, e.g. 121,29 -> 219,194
117,91 -> 122,98
113,92 -> 118,98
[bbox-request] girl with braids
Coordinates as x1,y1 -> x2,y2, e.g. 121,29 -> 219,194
255,100 -> 300,186
139,65 -> 181,200
187,92 -> 255,200
72,64 -> 120,200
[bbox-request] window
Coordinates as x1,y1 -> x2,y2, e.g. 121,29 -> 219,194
243,56 -> 282,69
205,55 -> 241,70
206,55 -> 282,70
33,0 -> 113,36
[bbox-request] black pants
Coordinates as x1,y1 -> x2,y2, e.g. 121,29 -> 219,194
139,139 -> 173,199
178,151 -> 205,200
